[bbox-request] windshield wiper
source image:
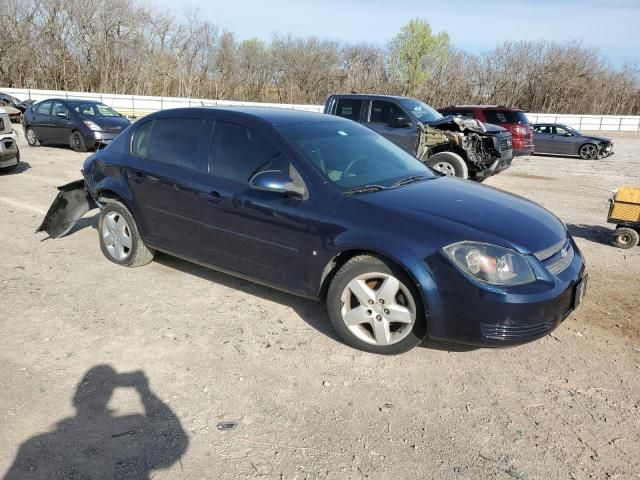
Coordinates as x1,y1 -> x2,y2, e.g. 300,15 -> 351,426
391,175 -> 430,188
343,184 -> 388,196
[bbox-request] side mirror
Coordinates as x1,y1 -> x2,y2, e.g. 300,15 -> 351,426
250,170 -> 306,198
388,116 -> 411,128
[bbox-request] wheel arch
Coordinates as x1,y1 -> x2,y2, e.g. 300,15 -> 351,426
317,248 -> 433,318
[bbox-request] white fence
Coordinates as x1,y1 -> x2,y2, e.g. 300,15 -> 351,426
3,87 -> 640,132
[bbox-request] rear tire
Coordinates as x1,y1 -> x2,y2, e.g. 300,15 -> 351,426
98,201 -> 154,267
326,255 -> 427,354
425,151 -> 469,179
25,127 -> 39,146
70,131 -> 88,152
612,227 -> 639,249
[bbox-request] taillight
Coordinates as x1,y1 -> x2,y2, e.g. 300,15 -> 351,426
512,125 -> 529,136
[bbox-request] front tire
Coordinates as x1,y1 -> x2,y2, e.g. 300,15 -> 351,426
98,201 -> 154,267
70,131 -> 88,152
579,143 -> 598,160
612,227 -> 639,249
425,151 -> 469,179
326,255 -> 427,354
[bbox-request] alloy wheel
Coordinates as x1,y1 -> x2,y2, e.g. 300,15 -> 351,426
26,128 -> 36,145
580,144 -> 597,159
101,211 -> 132,261
339,272 -> 416,346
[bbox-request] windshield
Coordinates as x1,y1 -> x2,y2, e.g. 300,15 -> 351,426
398,99 -> 442,123
564,125 -> 583,136
279,121 -> 435,190
67,101 -> 121,117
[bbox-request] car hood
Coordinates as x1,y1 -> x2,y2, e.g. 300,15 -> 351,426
584,135 -> 612,144
356,177 -> 566,255
80,115 -> 130,131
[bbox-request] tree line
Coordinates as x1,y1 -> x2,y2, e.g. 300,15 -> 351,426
1,0 -> 639,115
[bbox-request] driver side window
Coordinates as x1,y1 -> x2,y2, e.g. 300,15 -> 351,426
370,101 -> 405,125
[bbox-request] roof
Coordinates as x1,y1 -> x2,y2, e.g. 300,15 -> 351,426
154,106 -> 339,126
328,93 -> 418,102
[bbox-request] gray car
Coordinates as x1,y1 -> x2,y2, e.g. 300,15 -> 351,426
532,123 -> 614,159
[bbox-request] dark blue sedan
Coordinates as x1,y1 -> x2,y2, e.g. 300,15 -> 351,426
37,107 -> 587,354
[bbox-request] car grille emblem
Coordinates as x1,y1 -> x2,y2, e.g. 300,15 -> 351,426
560,247 -> 568,258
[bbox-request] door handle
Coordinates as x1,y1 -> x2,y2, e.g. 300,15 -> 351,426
202,190 -> 222,204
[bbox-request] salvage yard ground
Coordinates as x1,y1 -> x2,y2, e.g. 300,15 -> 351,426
1,128 -> 639,479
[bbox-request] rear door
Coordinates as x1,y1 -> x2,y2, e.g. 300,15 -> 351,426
189,119 -> 313,292
125,115 -> 210,254
31,101 -> 53,142
533,125 -> 553,153
365,100 -> 417,154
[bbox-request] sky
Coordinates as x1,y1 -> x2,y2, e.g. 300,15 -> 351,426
149,0 -> 640,66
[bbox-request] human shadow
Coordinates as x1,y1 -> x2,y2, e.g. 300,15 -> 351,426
567,223 -> 613,246
3,365 -> 188,480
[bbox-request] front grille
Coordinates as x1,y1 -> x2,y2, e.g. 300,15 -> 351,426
482,319 -> 555,341
534,239 -> 565,261
546,244 -> 574,275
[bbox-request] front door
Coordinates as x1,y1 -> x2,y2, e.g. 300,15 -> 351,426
365,100 -> 418,154
50,101 -> 72,145
188,120 -> 313,292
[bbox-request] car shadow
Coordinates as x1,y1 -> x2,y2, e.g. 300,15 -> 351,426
155,253 -> 482,352
154,252 -> 340,343
567,223 -> 613,246
3,365 -> 188,479
0,160 -> 30,175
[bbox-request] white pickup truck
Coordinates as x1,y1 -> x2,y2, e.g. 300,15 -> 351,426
0,106 -> 20,173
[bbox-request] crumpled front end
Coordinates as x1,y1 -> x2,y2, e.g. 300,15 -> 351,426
598,141 -> 615,158
416,116 -> 513,179
36,179 -> 98,238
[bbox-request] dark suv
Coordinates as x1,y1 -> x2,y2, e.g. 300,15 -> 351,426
38,107 -> 586,354
324,94 -> 513,181
439,105 -> 534,156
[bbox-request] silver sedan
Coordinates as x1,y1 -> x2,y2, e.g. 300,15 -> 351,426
532,123 -> 614,159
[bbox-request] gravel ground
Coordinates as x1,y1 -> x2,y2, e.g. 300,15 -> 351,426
1,128 -> 639,480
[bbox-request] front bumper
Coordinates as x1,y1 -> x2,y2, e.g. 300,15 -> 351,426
84,130 -> 120,146
422,237 -> 586,347
0,135 -> 19,167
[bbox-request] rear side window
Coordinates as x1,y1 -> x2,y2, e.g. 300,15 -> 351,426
131,121 -> 153,156
483,110 -> 529,125
369,101 -> 405,124
147,118 -> 204,169
210,122 -> 280,183
446,109 -> 475,119
334,99 -> 363,121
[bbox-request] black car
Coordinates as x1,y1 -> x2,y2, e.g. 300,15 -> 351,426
38,107 -> 586,354
532,123 -> 614,159
23,99 -> 131,152
324,94 -> 513,181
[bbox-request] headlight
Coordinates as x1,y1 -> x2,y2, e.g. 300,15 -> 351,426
83,120 -> 101,131
443,242 -> 536,286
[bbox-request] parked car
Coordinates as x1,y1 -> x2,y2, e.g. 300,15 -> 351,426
532,123 -> 614,160
324,94 -> 513,181
37,107 -> 586,354
0,92 -> 31,122
439,105 -> 534,156
0,106 -> 20,173
23,99 -> 131,152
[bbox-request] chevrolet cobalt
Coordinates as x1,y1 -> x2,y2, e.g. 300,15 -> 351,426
38,108 -> 587,354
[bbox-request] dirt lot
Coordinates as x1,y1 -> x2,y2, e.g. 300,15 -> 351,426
1,128 -> 639,480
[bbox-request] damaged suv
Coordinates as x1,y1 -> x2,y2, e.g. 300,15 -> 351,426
324,94 -> 513,180
0,106 -> 20,173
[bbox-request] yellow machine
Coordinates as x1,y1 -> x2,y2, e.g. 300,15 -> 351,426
608,186 -> 640,249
